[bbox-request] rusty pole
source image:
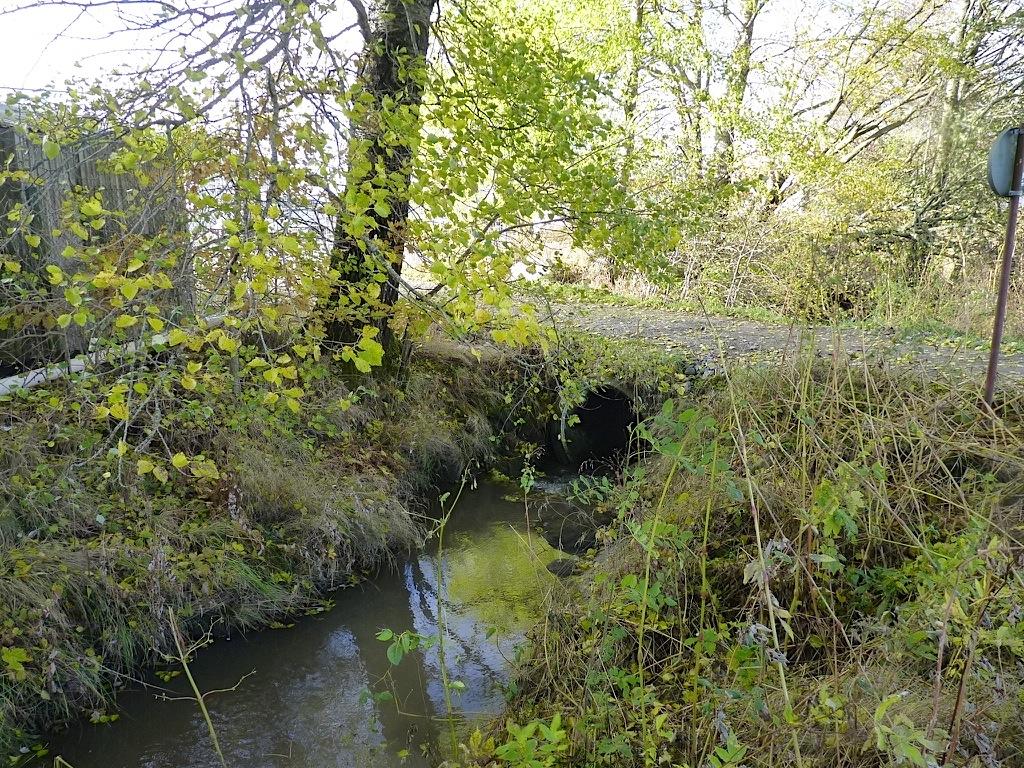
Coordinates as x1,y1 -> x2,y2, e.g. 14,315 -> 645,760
983,127 -> 1024,408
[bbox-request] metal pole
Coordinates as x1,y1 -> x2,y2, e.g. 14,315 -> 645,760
983,127 -> 1024,407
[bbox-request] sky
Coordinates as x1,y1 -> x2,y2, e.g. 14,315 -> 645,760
0,0 -> 367,98
0,1 -> 143,92
0,0 -> 814,94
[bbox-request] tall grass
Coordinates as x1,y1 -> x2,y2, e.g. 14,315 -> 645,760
0,341 -> 541,753
503,350 -> 1024,767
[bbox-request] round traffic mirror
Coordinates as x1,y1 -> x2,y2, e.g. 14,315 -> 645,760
988,127 -> 1022,198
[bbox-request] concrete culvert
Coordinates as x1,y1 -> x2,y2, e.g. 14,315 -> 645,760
548,385 -> 637,469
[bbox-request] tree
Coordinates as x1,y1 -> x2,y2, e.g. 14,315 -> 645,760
325,0 -> 437,348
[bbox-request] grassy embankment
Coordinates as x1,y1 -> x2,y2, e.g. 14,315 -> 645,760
0,336 -> 550,756
494,343 -> 1024,768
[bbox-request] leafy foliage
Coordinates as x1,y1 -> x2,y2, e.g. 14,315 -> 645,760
499,349 -> 1024,767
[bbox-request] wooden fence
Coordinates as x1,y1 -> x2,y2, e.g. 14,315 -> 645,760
0,106 -> 189,373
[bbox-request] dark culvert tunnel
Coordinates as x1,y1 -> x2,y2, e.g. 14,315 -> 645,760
547,385 -> 638,470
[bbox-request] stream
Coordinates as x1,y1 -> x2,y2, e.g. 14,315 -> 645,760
48,479 -> 566,768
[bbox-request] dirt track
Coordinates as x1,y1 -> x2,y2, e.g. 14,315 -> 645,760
558,303 -> 1024,388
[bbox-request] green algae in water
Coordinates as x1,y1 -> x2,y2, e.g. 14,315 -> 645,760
46,480 -> 563,768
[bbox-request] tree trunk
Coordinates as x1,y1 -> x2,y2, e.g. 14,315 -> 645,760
710,0 -> 761,187
932,0 -> 975,193
620,0 -> 645,191
609,0 -> 645,285
325,0 -> 437,349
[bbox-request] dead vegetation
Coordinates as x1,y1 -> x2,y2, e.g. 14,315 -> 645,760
501,353 -> 1024,767
0,339 -> 543,752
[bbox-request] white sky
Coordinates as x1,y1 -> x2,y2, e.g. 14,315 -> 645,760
0,0 -> 815,94
0,1 -> 148,92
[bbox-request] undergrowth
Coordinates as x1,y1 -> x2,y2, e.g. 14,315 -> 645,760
0,336 -> 542,756
486,355 -> 1024,768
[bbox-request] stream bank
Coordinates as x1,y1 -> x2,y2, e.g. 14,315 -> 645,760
3,327 -> 692,761
497,355 -> 1024,768
46,480 -> 564,768
0,340 -> 552,757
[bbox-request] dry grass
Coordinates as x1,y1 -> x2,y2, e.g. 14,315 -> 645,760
503,354 -> 1024,767
0,339 -> 538,753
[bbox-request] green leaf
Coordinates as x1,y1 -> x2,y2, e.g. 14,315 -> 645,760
79,199 -> 105,218
279,235 -> 301,255
386,642 -> 403,666
2,646 -> 31,679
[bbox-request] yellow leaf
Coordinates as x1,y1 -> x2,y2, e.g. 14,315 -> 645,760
147,317 -> 165,332
167,329 -> 188,346
108,402 -> 129,421
120,282 -> 139,301
24,234 -> 40,248
171,453 -> 189,469
217,335 -> 239,353
79,199 -> 104,218
92,270 -> 114,289
180,375 -> 197,391
114,314 -> 137,329
152,465 -> 169,484
279,235 -> 301,255
136,459 -> 155,475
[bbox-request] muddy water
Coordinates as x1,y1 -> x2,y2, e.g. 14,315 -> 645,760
49,480 -> 562,768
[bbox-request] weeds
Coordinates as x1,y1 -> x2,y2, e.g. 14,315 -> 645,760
0,340 -> 542,755
496,351 -> 1024,767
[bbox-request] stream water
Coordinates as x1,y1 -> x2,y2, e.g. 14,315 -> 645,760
48,480 -> 564,768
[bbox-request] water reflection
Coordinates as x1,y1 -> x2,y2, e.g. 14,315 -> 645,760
48,481 -> 559,768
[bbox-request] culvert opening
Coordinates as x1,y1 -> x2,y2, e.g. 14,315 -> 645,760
548,385 -> 638,470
